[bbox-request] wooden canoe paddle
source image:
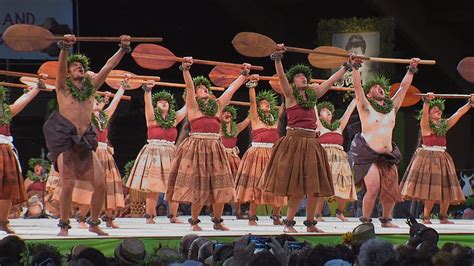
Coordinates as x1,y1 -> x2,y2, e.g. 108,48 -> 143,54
105,70 -> 225,91
456,57 -> 474,83
132,43 -> 264,71
231,32 -> 436,68
0,80 -> 55,91
388,83 -> 471,107
208,66 -> 350,94
2,24 -> 163,52
17,76 -> 131,100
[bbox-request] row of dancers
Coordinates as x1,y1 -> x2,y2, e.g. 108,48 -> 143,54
0,35 -> 472,236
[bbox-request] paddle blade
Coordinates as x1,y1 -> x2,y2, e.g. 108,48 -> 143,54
389,83 -> 421,107
208,66 -> 241,87
231,32 -> 276,57
38,61 -> 59,86
105,70 -> 142,90
132,44 -> 176,70
269,74 -> 282,94
457,57 -> 474,83
20,76 -> 55,91
308,46 -> 348,69
3,24 -> 54,52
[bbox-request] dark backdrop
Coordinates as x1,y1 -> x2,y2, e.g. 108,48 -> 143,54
1,0 -> 472,174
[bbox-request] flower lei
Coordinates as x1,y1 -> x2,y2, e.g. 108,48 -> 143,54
293,87 -> 317,109
257,108 -> 278,126
26,171 -> 44,182
92,110 -> 109,131
221,121 -> 238,138
0,101 -> 12,125
321,119 -> 341,131
154,107 -> 176,129
65,76 -> 96,102
196,97 -> 218,116
367,97 -> 394,114
429,118 -> 448,136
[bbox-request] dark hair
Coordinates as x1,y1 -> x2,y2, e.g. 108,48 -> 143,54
334,244 -> 356,264
76,247 -> 107,266
68,258 -> 94,266
0,235 -> 26,262
32,251 -> 62,266
358,239 -> 396,266
247,250 -> 280,266
275,234 -> 297,248
305,244 -> 339,266
396,245 -> 432,266
179,234 -> 200,259
345,34 -> 367,54
451,253 -> 473,266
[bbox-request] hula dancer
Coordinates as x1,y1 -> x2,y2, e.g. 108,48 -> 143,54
260,44 -> 350,233
166,57 -> 250,231
400,93 -> 473,224
126,82 -> 187,224
316,100 -> 357,222
235,75 -> 286,226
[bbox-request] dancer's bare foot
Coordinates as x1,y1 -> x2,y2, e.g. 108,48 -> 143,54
213,223 -> 230,231
271,215 -> 283,225
89,225 -> 109,236
248,220 -> 258,226
307,225 -> 324,233
56,220 -> 71,236
189,218 -> 202,231
106,220 -> 120,228
169,215 -> 183,224
0,220 -> 15,234
191,224 -> 203,231
78,222 -> 88,229
236,212 -> 245,220
379,217 -> 399,228
145,214 -> 155,224
282,219 -> 297,233
422,216 -> 432,224
336,212 -> 349,222
315,213 -> 325,222
439,215 -> 454,224
248,216 -> 258,226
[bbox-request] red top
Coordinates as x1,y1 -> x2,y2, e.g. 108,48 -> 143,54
252,128 -> 280,143
0,125 -> 10,136
27,181 -> 45,192
286,104 -> 317,129
222,136 -> 238,148
422,134 -> 447,147
148,124 -> 178,142
319,132 -> 344,145
190,116 -> 220,133
97,129 -> 108,143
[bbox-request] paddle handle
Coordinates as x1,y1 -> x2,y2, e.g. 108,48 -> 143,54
0,81 -> 29,89
286,46 -> 319,54
0,70 -> 42,79
414,93 -> 471,99
368,57 -> 436,65
50,36 -> 163,42
155,81 -> 225,92
96,91 -> 131,100
330,86 -> 354,92
107,75 -> 161,81
230,100 -> 250,107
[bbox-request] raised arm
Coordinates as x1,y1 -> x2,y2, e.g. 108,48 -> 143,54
338,98 -> 357,131
237,117 -> 251,134
93,35 -> 131,89
56,35 -> 76,92
273,44 -> 294,101
392,58 -> 420,111
247,75 -> 259,121
420,93 -> 434,134
104,88 -> 125,118
174,105 -> 187,127
447,94 -> 474,129
181,57 -> 198,111
352,59 -> 370,112
10,75 -> 46,116
311,65 -> 348,99
143,81 -> 156,126
217,63 -> 251,110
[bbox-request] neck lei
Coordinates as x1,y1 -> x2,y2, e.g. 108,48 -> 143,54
196,98 -> 218,116
367,97 -> 394,114
321,119 -> 341,131
154,107 -> 176,129
257,107 -> 278,126
92,110 -> 109,131
65,76 -> 96,102
0,101 -> 12,125
429,118 -> 448,136
221,121 -> 237,138
293,87 -> 317,109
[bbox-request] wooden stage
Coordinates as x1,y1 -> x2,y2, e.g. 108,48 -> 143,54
3,216 -> 473,240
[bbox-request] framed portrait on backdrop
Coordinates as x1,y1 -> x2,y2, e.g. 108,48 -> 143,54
317,17 -> 395,87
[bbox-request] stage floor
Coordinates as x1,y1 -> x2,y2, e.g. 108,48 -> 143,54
3,216 -> 474,240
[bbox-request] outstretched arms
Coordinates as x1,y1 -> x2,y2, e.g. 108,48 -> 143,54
93,35 -> 131,89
